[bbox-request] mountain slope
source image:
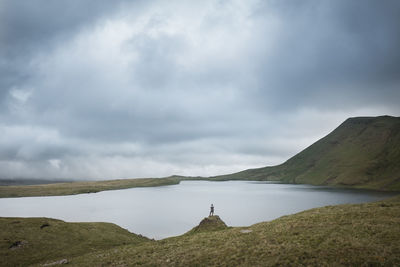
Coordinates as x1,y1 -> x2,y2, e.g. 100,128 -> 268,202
213,116 -> 400,191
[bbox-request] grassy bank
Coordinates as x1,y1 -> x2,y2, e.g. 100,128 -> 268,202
1,195 -> 399,266
0,177 -> 184,198
0,217 -> 149,266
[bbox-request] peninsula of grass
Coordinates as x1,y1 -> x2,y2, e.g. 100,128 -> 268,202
1,195 -> 399,266
0,177 -> 185,198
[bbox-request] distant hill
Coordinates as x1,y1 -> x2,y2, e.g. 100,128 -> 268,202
1,116 -> 399,198
212,116 -> 400,191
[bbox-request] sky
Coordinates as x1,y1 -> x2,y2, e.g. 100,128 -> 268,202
0,0 -> 399,180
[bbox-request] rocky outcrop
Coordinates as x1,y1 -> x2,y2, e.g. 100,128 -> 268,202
187,215 -> 228,234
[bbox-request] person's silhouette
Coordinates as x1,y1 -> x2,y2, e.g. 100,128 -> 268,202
209,204 -> 214,216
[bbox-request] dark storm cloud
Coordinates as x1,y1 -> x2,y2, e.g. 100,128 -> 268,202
250,0 -> 400,111
0,0 -> 399,180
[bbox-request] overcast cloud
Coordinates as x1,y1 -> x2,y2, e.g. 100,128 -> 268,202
1,0 -> 399,180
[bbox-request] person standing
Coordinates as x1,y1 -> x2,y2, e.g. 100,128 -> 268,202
209,204 -> 214,216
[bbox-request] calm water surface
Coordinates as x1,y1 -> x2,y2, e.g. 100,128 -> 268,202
0,181 -> 395,239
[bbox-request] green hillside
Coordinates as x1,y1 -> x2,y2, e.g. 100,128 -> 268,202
2,196 -> 398,266
213,116 -> 400,191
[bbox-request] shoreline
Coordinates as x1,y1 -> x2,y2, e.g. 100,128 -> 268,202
1,176 -> 399,198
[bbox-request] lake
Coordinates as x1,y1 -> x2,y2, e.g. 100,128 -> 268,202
0,181 -> 395,239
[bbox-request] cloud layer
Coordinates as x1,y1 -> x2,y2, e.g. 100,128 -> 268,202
1,0 -> 399,180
